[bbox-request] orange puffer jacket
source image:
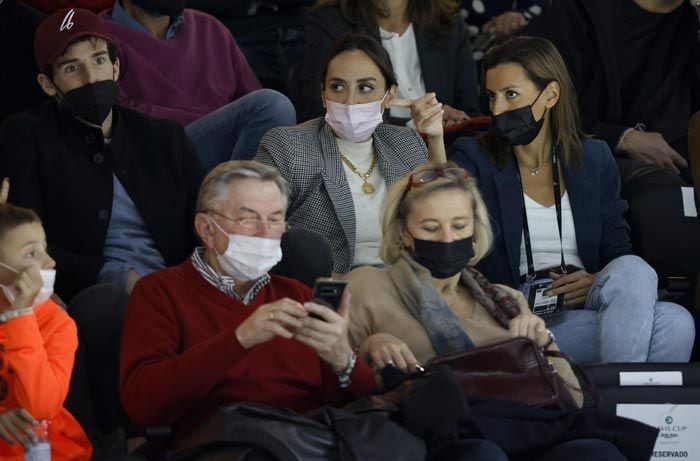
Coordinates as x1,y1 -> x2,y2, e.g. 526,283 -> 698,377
0,299 -> 91,460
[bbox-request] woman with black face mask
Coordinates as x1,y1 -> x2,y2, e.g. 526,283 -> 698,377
448,36 -> 694,364
344,161 -> 631,459
346,161 -> 572,370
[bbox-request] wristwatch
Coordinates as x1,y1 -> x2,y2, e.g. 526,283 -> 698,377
337,351 -> 357,388
0,307 -> 33,324
541,329 -> 556,350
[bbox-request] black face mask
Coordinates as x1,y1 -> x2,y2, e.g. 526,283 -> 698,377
411,236 -> 474,279
59,80 -> 118,126
130,0 -> 185,17
491,89 -> 547,146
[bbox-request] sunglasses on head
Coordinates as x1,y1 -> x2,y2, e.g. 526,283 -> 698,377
400,167 -> 470,203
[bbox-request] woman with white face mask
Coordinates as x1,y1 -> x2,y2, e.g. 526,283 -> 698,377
256,33 -> 445,275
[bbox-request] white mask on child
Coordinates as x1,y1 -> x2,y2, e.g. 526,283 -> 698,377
210,220 -> 282,281
324,92 -> 388,143
0,262 -> 55,307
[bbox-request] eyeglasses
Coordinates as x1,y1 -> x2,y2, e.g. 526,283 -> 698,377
208,210 -> 288,234
400,167 -> 470,203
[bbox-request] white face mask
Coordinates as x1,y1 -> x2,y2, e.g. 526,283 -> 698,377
324,92 -> 388,143
210,220 -> 282,281
0,262 -> 56,308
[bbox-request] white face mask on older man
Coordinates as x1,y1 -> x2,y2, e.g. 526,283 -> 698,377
211,220 -> 282,281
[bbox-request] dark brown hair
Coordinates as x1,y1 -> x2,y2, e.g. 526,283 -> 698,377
0,204 -> 41,243
43,36 -> 118,79
320,33 -> 398,90
478,36 -> 585,169
313,0 -> 459,42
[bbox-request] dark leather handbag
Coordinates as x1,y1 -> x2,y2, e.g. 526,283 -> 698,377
424,337 -> 597,410
166,402 -> 426,461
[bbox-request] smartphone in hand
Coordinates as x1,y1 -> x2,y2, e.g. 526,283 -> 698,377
311,278 -> 347,317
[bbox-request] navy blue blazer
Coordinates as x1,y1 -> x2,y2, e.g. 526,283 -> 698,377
448,137 -> 632,288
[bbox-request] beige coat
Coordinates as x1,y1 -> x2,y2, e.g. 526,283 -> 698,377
346,265 -> 583,407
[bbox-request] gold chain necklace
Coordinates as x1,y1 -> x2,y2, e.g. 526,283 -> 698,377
339,151 -> 379,194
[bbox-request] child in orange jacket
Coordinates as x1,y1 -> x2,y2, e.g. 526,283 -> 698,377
0,203 -> 91,460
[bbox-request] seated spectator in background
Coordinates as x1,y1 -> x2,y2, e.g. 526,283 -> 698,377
22,0 -> 112,13
0,7 -> 204,300
186,0 -> 312,93
0,0 -> 47,125
120,161 -> 375,437
257,33 -> 444,275
524,0 -> 699,174
299,0 -> 480,125
345,162 -> 642,460
101,0 -> 297,171
523,0 -> 700,295
0,203 -> 91,460
449,36 -> 694,363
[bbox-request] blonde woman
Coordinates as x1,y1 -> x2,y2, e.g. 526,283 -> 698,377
343,161 -> 643,461
346,162 -> 579,390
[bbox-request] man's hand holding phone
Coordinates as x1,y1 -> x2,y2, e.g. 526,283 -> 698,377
295,285 -> 354,373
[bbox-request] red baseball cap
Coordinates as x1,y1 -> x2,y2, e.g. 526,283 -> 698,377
34,8 -> 112,71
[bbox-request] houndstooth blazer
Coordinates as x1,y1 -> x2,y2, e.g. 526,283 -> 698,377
255,117 -> 429,274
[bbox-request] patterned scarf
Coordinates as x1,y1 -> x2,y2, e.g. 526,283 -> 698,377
389,252 -> 521,355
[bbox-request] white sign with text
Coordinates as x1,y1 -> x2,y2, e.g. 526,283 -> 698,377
617,404 -> 700,460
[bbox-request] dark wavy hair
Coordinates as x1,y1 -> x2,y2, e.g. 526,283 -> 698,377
319,33 -> 398,91
313,0 -> 459,42
478,36 -> 585,169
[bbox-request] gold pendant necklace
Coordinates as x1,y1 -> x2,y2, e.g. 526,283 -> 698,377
339,151 -> 379,194
528,160 -> 549,176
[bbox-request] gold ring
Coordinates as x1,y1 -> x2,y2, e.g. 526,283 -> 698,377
269,312 -> 275,321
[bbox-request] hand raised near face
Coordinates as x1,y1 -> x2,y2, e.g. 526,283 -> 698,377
387,93 -> 445,138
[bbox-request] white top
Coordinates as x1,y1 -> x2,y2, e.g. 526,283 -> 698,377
380,23 -> 426,120
335,137 -> 386,267
518,192 -> 584,276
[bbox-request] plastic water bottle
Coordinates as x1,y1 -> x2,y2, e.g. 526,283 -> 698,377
24,420 -> 50,461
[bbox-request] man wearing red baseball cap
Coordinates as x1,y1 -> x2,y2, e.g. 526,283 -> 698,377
1,7 -> 204,299
0,7 -> 204,451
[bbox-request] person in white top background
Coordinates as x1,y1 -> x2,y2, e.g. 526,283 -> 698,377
449,36 -> 694,364
298,0 -> 480,126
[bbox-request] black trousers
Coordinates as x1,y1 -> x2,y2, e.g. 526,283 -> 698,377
64,283 -> 130,439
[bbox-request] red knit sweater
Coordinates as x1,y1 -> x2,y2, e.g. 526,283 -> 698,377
120,260 -> 375,431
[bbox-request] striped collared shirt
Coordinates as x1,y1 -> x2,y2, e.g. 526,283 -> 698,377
190,247 -> 270,305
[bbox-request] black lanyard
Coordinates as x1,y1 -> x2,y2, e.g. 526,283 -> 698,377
514,146 -> 566,282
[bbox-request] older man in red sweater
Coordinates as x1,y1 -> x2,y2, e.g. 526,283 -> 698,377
120,161 -> 375,437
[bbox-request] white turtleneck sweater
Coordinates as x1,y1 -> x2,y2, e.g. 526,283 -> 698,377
336,137 -> 387,267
